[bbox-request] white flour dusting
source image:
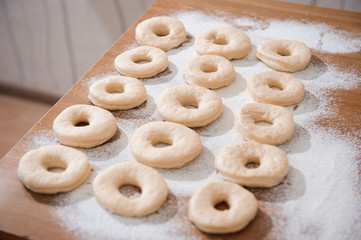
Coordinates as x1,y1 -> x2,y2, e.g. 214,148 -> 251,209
25,11 -> 361,240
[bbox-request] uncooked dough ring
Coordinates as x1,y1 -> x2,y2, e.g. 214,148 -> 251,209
130,121 -> 202,169
53,104 -> 117,148
88,75 -> 147,110
248,70 -> 305,106
215,141 -> 289,187
256,39 -> 311,72
17,145 -> 91,194
194,26 -> 251,60
157,85 -> 223,127
92,162 -> 168,217
114,46 -> 168,78
135,16 -> 187,51
234,103 -> 294,145
189,181 -> 258,234
185,55 -> 235,89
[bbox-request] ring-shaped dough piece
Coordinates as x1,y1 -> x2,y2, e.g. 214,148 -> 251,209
185,55 -> 235,89
157,85 -> 223,127
114,46 -> 168,78
17,145 -> 91,194
130,121 -> 202,169
248,70 -> 305,106
189,181 -> 258,234
135,16 -> 187,51
53,104 -> 117,148
215,141 -> 289,187
256,39 -> 311,72
194,26 -> 251,60
234,103 -> 294,145
88,75 -> 147,110
92,162 -> 168,217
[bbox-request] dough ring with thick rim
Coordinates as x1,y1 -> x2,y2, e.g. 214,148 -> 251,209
114,46 -> 168,78
157,85 -> 223,127
248,70 -> 305,106
135,16 -> 187,51
53,104 -> 117,148
130,121 -> 202,169
17,145 -> 91,194
215,141 -> 289,188
189,181 -> 258,234
92,162 -> 168,217
194,26 -> 251,60
256,39 -> 311,72
234,103 -> 294,145
88,75 -> 147,110
185,55 -> 235,89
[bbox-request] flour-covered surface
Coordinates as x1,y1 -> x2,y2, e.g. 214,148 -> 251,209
25,11 -> 361,240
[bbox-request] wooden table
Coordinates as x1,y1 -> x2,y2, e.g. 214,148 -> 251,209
1,0 -> 360,239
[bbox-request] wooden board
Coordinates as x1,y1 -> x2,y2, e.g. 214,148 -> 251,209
1,0 -> 360,239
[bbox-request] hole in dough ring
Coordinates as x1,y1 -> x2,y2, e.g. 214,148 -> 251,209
88,75 -> 147,110
248,70 -> 305,106
234,103 -> 294,145
194,26 -> 251,60
215,141 -> 289,187
114,46 -> 168,78
189,181 -> 258,234
92,162 -> 168,217
135,16 -> 187,51
157,85 -> 223,127
130,121 -> 202,169
17,145 -> 91,194
256,39 -> 311,72
185,55 -> 235,89
53,104 -> 117,148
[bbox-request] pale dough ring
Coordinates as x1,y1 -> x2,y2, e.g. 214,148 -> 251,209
248,70 -> 305,106
130,121 -> 202,169
157,85 -> 223,127
234,103 -> 294,145
17,145 -> 91,194
256,39 -> 312,72
215,141 -> 289,188
53,104 -> 117,148
88,75 -> 147,110
135,16 -> 187,51
185,55 -> 235,89
114,46 -> 168,78
92,162 -> 168,217
194,26 -> 251,60
189,181 -> 258,234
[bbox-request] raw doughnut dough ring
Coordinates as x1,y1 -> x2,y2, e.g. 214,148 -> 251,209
88,75 -> 147,110
189,181 -> 258,234
185,55 -> 235,89
215,141 -> 289,187
17,145 -> 91,194
256,39 -> 311,72
135,16 -> 187,51
53,104 -> 117,148
92,162 -> 168,217
248,70 -> 305,106
114,46 -> 168,78
130,121 -> 202,169
194,26 -> 251,60
234,103 -> 294,145
157,85 -> 223,127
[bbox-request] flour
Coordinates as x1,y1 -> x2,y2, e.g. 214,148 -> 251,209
25,11 -> 361,240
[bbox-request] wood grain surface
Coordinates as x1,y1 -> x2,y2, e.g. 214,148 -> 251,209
1,0 -> 360,239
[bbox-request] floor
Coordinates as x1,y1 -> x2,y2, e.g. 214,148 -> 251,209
0,94 -> 52,159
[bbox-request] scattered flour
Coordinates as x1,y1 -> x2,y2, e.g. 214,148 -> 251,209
25,11 -> 361,240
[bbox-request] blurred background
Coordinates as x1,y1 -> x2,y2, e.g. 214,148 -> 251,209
0,0 -> 360,158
